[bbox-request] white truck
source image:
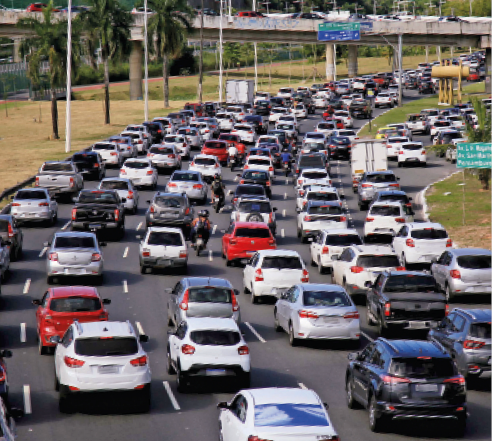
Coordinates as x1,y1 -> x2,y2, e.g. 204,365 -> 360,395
226,80 -> 254,104
351,140 -> 388,192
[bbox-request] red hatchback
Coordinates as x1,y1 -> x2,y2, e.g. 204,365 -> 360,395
201,140 -> 229,165
33,286 -> 110,354
26,2 -> 60,11
222,222 -> 276,266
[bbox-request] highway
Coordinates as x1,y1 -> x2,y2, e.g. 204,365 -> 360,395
2,89 -> 490,441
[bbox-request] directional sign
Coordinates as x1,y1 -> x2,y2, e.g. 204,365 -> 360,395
318,22 -> 360,32
318,22 -> 361,41
457,142 -> 491,168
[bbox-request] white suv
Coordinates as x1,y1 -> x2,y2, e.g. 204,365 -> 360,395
297,201 -> 347,242
386,136 -> 409,160
364,201 -> 414,238
397,141 -> 426,167
296,185 -> 340,210
53,321 -> 151,413
166,317 -> 251,392
374,92 -> 394,108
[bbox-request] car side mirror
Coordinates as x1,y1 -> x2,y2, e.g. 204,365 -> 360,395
139,334 -> 149,343
217,402 -> 229,410
50,336 -> 61,344
364,281 -> 373,288
296,208 -> 301,213
99,242 -> 107,247
397,177 -> 400,181
347,352 -> 359,361
323,402 -> 329,409
0,350 -> 12,359
32,299 -> 41,306
102,298 -> 111,305
234,289 -> 240,296
9,407 -> 24,420
408,197 -> 413,201
121,198 -> 127,203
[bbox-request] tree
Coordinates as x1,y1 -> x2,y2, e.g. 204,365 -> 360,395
17,1 -> 81,139
144,0 -> 194,108
80,0 -> 131,124
240,43 -> 254,78
224,43 -> 241,69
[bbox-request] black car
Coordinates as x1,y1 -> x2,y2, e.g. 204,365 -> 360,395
142,121 -> 165,143
327,136 -> 351,159
366,271 -> 447,336
238,169 -> 272,197
0,215 -> 23,261
254,100 -> 271,116
365,81 -> 379,96
72,151 -> 105,180
232,184 -> 267,203
243,115 -> 267,134
346,339 -> 467,434
145,192 -> 194,236
419,81 -> 435,94
269,97 -> 286,108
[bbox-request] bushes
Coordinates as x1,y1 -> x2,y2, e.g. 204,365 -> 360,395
427,143 -> 452,158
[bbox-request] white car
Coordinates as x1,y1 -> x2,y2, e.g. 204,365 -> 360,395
332,244 -> 403,296
297,184 -> 340,210
190,122 -> 213,142
332,129 -> 358,144
278,114 -> 298,129
147,144 -> 181,172
139,227 -> 187,273
92,142 -> 122,167
295,168 -> 331,189
163,134 -> 190,159
227,105 -> 247,122
269,107 -> 290,124
445,115 -> 466,129
218,388 -> 339,441
99,177 -> 139,214
53,321 -> 151,413
315,88 -> 332,98
120,158 -> 158,189
316,121 -> 337,137
244,155 -> 274,177
275,122 -> 297,139
176,127 -> 202,149
339,95 -> 353,108
167,317 -> 250,392
386,136 -> 409,160
243,250 -> 309,302
277,87 -> 295,99
232,123 -> 257,144
216,112 -> 235,131
313,95 -> 328,108
375,92 -> 394,108
388,91 -> 399,105
393,222 -> 452,266
292,104 -> 307,119
11,187 -> 58,225
189,154 -> 221,182
230,197 -> 277,233
421,108 -> 440,128
303,132 -> 327,148
397,141 -> 426,167
334,110 -> 353,128
297,201 -> 347,242
310,228 -> 363,274
107,136 -> 137,159
125,124 -> 152,141
364,201 -> 414,238
121,131 -> 150,154
254,91 -> 271,103
255,135 -> 281,149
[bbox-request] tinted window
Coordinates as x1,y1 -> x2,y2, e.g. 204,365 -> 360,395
308,205 -> 342,215
402,144 -> 423,151
147,232 -> 183,246
302,171 -> 327,179
469,323 -> 491,339
150,146 -> 174,154
73,154 -> 98,163
78,192 -> 118,204
100,181 -> 129,190
50,297 -> 101,312
255,404 -> 328,427
379,194 -> 408,203
457,255 -> 491,269
124,161 -> 150,169
155,197 -> 182,208
93,144 -> 116,151
384,275 -> 437,293
235,228 -> 270,238
243,171 -> 268,180
307,134 -> 324,139
236,186 -> 265,196
238,201 -> 271,213
307,192 -> 338,202
205,141 -> 227,150
194,157 -> 216,166
0,221 -> 8,233
303,290 -> 351,306
165,136 -> 184,143
172,173 -> 199,182
356,255 -> 400,268
389,357 -> 456,378
188,287 -> 232,303
366,174 -> 396,183
190,330 -> 240,346
75,337 -> 138,356
299,157 -> 325,168
249,159 -> 270,166
411,229 -> 448,239
262,256 -> 302,269
370,206 -> 400,216
325,234 -> 362,246
43,163 -> 72,172
15,190 -> 47,200
55,236 -> 95,248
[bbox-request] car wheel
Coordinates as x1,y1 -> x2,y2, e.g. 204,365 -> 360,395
454,414 -> 467,438
54,370 -> 60,391
132,204 -> 138,215
166,350 -> 176,374
274,309 -> 282,332
140,265 -> 148,274
378,317 -> 388,337
59,385 -> 76,414
244,285 -> 250,294
368,395 -> 385,432
176,364 -> 189,393
47,276 -> 54,285
251,289 -> 258,304
288,322 -> 298,347
346,377 -> 358,409
310,256 -> 316,267
318,258 -> 326,274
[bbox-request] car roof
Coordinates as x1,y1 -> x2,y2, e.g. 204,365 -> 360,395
76,321 -> 137,339
352,245 -> 396,255
450,248 -> 491,256
453,308 -> 491,322
406,222 -> 445,230
147,226 -> 183,234
257,249 -> 300,257
54,231 -> 96,238
297,283 -> 345,292
247,388 -> 320,405
184,317 -> 239,332
323,228 -> 359,236
51,286 -> 99,299
182,277 -> 232,288
380,339 -> 449,358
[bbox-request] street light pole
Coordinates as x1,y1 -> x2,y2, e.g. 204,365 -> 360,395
253,0 -> 258,92
218,0 -> 224,102
143,0 -> 149,121
64,0 -> 72,153
197,0 -> 205,103
398,33 -> 403,107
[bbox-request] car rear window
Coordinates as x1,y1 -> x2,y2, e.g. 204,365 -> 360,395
370,205 -> 400,216
93,144 -> 116,151
307,133 -> 324,139
78,192 -> 118,204
434,121 -> 451,127
42,163 -> 73,172
238,201 -> 271,213
255,404 -> 328,427
50,297 -> 101,312
73,154 -> 98,163
384,274 -> 437,293
190,330 -> 240,346
147,232 -> 183,246
307,192 -> 338,201
236,186 -> 265,196
15,190 -> 47,200
249,158 -> 270,166
357,255 -> 400,268
403,144 -> 423,150
155,197 -> 182,208
75,337 -> 138,357
261,256 -> 302,269
172,173 -> 199,182
100,181 -> 129,191
299,157 -> 325,168
150,146 -> 174,154
243,171 -> 268,180
124,161 -> 149,169
308,205 -> 342,215
205,141 -> 227,150
165,136 -> 184,143
469,323 -> 491,339
302,171 -> 327,179
55,236 -> 95,248
325,234 -> 362,246
411,229 -> 448,239
195,157 -> 216,166
188,287 -> 232,303
219,134 -> 239,142
235,227 -> 270,238
457,255 -> 491,269
366,174 -> 396,183
389,357 -> 456,378
303,290 -> 351,307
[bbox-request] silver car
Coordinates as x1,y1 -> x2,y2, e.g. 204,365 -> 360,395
11,188 -> 58,226
166,170 -> 208,204
357,171 -> 401,210
45,232 -> 105,284
176,127 -> 202,150
431,248 -> 491,300
98,177 -> 139,214
147,144 -> 181,172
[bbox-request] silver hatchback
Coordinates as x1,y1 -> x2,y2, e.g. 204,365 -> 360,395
11,188 -> 58,226
45,232 -> 105,284
166,170 -> 208,204
357,171 -> 401,210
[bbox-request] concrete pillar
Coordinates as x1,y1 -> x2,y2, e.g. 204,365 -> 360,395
13,39 -> 21,63
450,46 -> 454,58
129,41 -> 143,101
348,45 -> 358,78
325,43 -> 336,81
486,47 -> 491,94
425,45 -> 429,63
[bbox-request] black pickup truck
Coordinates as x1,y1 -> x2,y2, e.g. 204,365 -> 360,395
366,271 -> 447,337
349,99 -> 373,119
71,189 -> 126,239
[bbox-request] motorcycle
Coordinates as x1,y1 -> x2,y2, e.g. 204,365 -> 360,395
213,192 -> 225,213
193,220 -> 206,256
229,155 -> 237,172
283,161 -> 291,177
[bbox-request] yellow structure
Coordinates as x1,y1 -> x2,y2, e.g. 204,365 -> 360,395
431,61 -> 470,106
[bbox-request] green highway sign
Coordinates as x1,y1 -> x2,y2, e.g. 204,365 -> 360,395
318,22 -> 361,32
457,142 -> 491,169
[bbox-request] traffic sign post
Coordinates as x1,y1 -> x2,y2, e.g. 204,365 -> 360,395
318,22 -> 361,42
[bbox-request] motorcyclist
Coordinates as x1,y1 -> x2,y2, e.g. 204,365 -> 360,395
211,174 -> 226,201
280,148 -> 293,166
190,210 -> 211,248
228,143 -> 238,161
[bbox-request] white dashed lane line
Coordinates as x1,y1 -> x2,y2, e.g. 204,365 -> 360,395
135,321 -> 145,336
61,221 -> 71,230
136,222 -> 143,231
39,247 -> 47,258
244,322 -> 266,343
281,229 -> 285,238
361,331 -> 374,342
23,279 -> 31,294
298,383 -> 308,390
212,225 -> 217,235
209,250 -> 213,261
123,247 -> 129,258
282,209 -> 286,217
123,280 -> 128,293
284,192 -> 287,200
163,381 -> 181,410
23,385 -> 32,414
20,323 -> 26,343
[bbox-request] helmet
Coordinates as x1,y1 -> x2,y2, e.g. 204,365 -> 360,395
198,210 -> 209,218
282,147 -> 289,153
214,174 -> 222,181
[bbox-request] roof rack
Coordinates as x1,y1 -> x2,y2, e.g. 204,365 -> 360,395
379,338 -> 399,353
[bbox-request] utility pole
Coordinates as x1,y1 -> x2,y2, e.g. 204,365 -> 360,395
253,0 -> 258,93
218,0 -> 224,102
143,0 -> 149,121
197,0 -> 205,103
398,34 -> 403,107
64,0 -> 72,153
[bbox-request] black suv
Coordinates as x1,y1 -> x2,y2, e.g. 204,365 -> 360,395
346,338 -> 467,434
72,151 -> 105,180
145,192 -> 194,236
253,100 -> 271,116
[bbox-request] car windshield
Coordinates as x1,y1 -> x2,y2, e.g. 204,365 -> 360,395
100,181 -> 129,191
171,173 -> 199,182
15,190 -> 47,200
308,205 -> 342,215
50,297 -> 101,312
236,186 -> 265,196
78,192 -> 118,204
469,323 -> 491,339
370,206 -> 400,216
384,275 -> 437,293
235,227 -> 271,238
254,403 -> 328,427
307,192 -> 338,201
366,174 -> 396,183
303,290 -> 351,307
389,357 -> 456,379
244,171 -> 268,180
43,163 -> 72,172
457,255 -> 491,269
411,229 -> 448,239
238,201 -> 271,213
325,234 -> 362,246
261,256 -> 302,269
357,255 -> 400,268
124,161 -> 149,169
75,337 -> 138,357
147,232 -> 183,246
190,330 -> 240,346
188,287 -> 231,303
55,236 -> 95,248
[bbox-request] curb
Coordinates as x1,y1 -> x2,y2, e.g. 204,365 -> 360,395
357,107 -> 394,137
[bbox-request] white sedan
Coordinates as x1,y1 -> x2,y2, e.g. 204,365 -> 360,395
189,154 -> 221,182
313,95 -> 328,108
218,388 -> 339,441
333,110 -> 353,128
164,134 -> 190,159
119,158 -> 158,189
244,155 -> 274,178
176,127 -> 202,150
386,136 -> 409,160
397,141 -> 426,167
232,123 -> 257,144
292,104 -> 307,119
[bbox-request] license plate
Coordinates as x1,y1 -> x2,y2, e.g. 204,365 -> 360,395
323,317 -> 339,325
98,365 -> 119,374
89,223 -> 102,229
158,259 -> 171,266
205,369 -> 226,376
415,384 -> 438,392
65,268 -> 85,275
408,321 -> 428,329
133,179 -> 141,183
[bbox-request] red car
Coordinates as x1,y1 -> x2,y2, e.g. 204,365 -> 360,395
222,222 -> 276,266
236,11 -> 264,17
201,140 -> 229,165
184,103 -> 204,117
33,286 -> 110,354
26,2 -> 60,11
218,133 -> 246,153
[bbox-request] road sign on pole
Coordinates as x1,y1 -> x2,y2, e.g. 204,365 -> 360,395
457,142 -> 491,168
318,22 -> 361,41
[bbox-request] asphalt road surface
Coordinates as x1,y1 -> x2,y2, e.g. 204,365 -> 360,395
3,89 -> 490,441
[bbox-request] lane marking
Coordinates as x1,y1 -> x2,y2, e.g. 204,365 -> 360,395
234,176 -> 238,182
136,222 -> 143,231
123,280 -> 128,293
163,381 -> 181,410
23,279 -> 31,294
61,221 -> 71,230
135,321 -> 145,336
20,323 -> 26,343
123,247 -> 129,258
39,247 -> 47,258
284,192 -> 287,200
212,225 -> 217,235
227,189 -> 233,195
209,250 -> 213,261
286,178 -> 289,185
281,229 -> 285,238
282,209 -> 286,217
244,322 -> 266,343
136,235 -> 141,240
299,382 -> 308,390
23,385 -> 32,414
361,331 -> 374,342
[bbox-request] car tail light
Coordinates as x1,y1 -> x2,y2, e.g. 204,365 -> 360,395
49,252 -> 58,261
244,165 -> 249,170
91,253 -> 102,262
421,150 -> 426,154
138,140 -> 143,144
120,168 -> 126,174
384,302 -> 391,316
446,238 -> 453,247
69,177 -> 74,188
268,238 -> 275,246
142,249 -> 150,257
114,209 -> 120,221
150,205 -> 155,213
146,170 -> 153,175
449,269 -> 461,279
64,356 -> 85,368
147,153 -> 153,158
240,180 -> 245,184
248,436 -> 273,441
361,184 -> 372,188
304,215 -> 312,222
301,269 -> 309,282
127,190 -> 134,200
395,266 -> 406,271
71,208 -> 77,221
254,268 -> 264,281
395,217 -> 405,223
443,375 -> 466,384
381,374 -> 410,385
130,355 -> 148,367
405,238 -> 415,247
299,310 -> 318,319
168,183 -> 177,188
350,266 -> 363,273
110,152 -> 118,156
340,216 -> 347,221
38,202 -> 49,207
232,292 -> 240,312
322,246 -> 329,254
35,177 -> 39,186
11,202 -> 20,207
193,184 -> 203,189
181,344 -> 195,355
389,183 -> 399,187
230,237 -> 238,246
344,311 -> 359,319
238,345 -> 249,355
365,217 -> 374,222
268,166 -> 273,171
180,290 -> 189,310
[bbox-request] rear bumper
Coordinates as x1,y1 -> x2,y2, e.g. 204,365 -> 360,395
376,401 -> 467,421
13,211 -> 52,222
297,319 -> 360,340
71,221 -> 121,231
140,256 -> 187,268
47,261 -> 103,277
448,279 -> 492,295
182,363 -> 250,376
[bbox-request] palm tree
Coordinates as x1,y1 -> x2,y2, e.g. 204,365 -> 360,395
80,0 -> 131,124
17,1 -> 81,139
145,0 -> 194,108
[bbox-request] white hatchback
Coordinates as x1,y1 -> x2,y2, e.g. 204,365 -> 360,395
364,201 -> 414,238
164,134 -> 190,158
147,144 -> 182,171
334,110 -> 353,128
297,201 -> 347,242
232,123 -> 256,144
189,154 -> 221,181
99,177 -> 139,214
386,136 -> 409,160
244,155 -> 274,177
120,158 -> 158,189
397,141 -> 426,167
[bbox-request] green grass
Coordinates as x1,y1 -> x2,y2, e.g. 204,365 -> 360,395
426,171 -> 491,249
